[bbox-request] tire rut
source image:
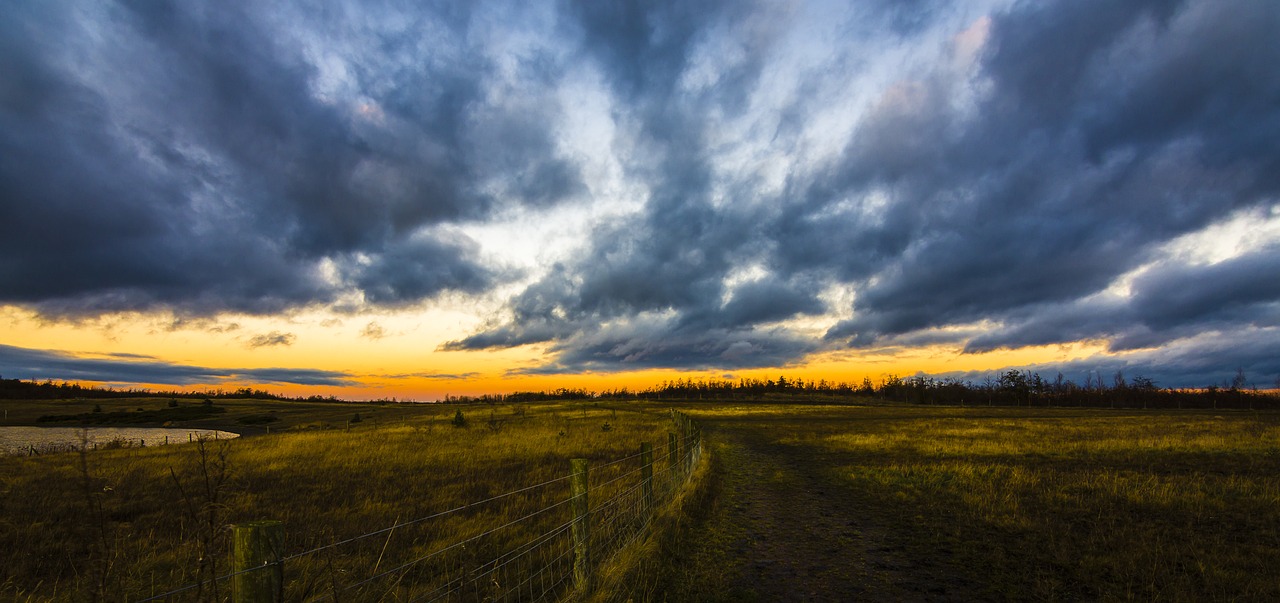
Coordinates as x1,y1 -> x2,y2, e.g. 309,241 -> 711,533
708,426 -> 919,602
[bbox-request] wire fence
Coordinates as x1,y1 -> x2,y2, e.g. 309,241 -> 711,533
138,411 -> 703,603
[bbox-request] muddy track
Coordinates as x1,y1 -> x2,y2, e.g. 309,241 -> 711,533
661,420 -> 979,602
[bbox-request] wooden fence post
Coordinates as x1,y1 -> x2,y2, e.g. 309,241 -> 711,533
670,430 -> 680,486
232,520 -> 284,603
640,442 -> 654,518
570,458 -> 591,592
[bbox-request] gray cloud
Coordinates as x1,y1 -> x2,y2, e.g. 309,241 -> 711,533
1129,249 -> 1280,332
378,371 -> 482,381
449,0 -> 1280,382
809,0 -> 1280,353
0,0 -> 577,317
513,316 -> 819,374
247,331 -> 296,348
361,322 -> 386,340
942,326 -> 1280,390
4,0 -> 1278,386
0,344 -> 355,387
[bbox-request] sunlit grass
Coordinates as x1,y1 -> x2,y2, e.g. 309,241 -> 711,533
7,399 -> 1277,601
0,400 -> 688,601
819,414 -> 1279,457
760,406 -> 1280,601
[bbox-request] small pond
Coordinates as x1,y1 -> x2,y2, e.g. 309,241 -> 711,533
0,426 -> 240,456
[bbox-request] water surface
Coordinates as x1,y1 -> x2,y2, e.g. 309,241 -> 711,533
0,426 -> 239,455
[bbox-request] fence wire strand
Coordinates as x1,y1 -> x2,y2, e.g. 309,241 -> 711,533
136,411 -> 703,603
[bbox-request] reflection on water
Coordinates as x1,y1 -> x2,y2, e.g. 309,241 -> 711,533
0,426 -> 240,455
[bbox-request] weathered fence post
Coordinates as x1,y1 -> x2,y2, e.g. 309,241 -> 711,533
693,423 -> 701,467
232,520 -> 284,603
667,432 -> 678,474
640,442 -> 654,519
570,458 -> 591,592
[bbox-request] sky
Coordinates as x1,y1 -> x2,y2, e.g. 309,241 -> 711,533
2,0 -> 1279,400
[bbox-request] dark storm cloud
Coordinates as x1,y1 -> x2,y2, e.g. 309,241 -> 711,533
447,0 -> 820,370
513,318 -> 818,375
342,235 -> 494,305
566,0 -> 722,100
962,246 -> 1280,356
688,276 -> 827,330
6,0 -> 1279,384
0,0 -> 578,317
0,344 -> 355,386
812,0 -> 1280,354
450,0 -> 1280,382
443,179 -> 826,368
944,327 -> 1280,390
1129,248 -> 1280,332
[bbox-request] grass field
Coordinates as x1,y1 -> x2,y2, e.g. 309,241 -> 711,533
669,404 -> 1280,601
4,398 -> 1278,601
0,395 -> 433,434
0,397 -> 692,602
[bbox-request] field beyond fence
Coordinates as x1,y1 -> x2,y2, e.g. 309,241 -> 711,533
6,397 -> 1279,602
0,400 -> 703,602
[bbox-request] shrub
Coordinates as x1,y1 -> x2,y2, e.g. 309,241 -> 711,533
451,409 -> 466,428
237,413 -> 279,425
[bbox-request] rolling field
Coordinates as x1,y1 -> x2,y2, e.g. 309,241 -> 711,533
661,404 -> 1280,601
3,398 -> 1278,601
0,398 -> 691,601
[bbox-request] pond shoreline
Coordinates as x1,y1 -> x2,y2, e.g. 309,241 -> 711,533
0,426 -> 242,456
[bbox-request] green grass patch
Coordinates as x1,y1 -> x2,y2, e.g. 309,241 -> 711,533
235,412 -> 279,425
35,404 -> 226,425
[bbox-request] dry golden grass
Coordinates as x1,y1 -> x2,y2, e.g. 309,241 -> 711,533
0,400 -> 695,602
9,399 -> 1276,601
748,405 -> 1280,601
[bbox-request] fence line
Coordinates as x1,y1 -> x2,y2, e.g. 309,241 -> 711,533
138,410 -> 703,603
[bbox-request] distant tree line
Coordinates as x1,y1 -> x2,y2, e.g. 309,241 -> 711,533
870,369 -> 1275,410
0,377 -> 343,403
6,369 -> 1277,410
447,370 -> 1278,410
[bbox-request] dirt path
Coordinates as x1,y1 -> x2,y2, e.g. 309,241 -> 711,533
659,419 -> 976,602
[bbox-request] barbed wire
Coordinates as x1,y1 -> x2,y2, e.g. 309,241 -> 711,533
136,413 -> 703,603
590,446 -> 650,471
312,495 -> 575,601
283,473 -> 573,564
